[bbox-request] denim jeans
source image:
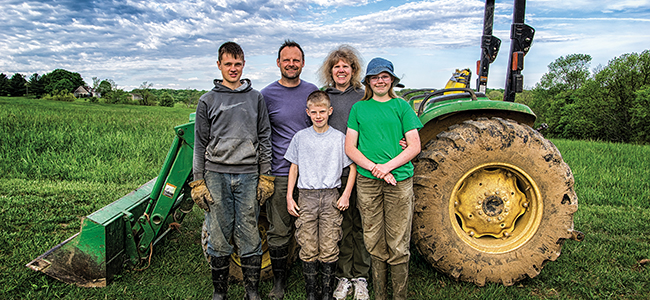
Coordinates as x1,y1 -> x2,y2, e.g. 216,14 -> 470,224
203,171 -> 262,258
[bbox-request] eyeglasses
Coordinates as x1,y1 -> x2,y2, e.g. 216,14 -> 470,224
369,75 -> 392,83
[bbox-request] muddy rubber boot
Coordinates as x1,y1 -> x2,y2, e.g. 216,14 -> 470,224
268,245 -> 289,300
241,255 -> 262,300
321,260 -> 337,300
371,258 -> 388,300
210,256 -> 230,300
303,260 -> 320,300
390,263 -> 409,300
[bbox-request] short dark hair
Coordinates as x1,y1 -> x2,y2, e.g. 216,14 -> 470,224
306,90 -> 330,108
278,40 -> 304,61
218,42 -> 244,62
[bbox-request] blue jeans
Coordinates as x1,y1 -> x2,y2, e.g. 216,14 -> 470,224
203,171 -> 262,258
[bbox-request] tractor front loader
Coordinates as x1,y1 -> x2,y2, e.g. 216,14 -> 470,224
26,117 -> 198,287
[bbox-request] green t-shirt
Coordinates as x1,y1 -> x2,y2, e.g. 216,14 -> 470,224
347,98 -> 423,181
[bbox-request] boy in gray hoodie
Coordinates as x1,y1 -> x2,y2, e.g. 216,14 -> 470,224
190,41 -> 272,300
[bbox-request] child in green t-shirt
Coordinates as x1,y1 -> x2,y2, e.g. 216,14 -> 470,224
344,58 -> 422,300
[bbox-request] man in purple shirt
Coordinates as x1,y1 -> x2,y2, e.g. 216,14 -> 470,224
261,40 -> 318,300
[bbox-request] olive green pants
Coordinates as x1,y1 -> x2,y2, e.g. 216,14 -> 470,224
336,176 -> 371,279
265,176 -> 296,248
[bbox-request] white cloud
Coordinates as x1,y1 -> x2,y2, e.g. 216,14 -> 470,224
605,0 -> 650,11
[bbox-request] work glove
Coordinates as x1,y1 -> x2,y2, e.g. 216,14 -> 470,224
257,174 -> 275,207
189,179 -> 213,212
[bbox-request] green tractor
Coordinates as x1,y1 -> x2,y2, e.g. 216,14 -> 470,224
27,0 -> 583,288
407,0 -> 583,286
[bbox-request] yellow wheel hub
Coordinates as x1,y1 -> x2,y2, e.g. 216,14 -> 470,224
455,168 -> 526,238
450,163 -> 543,253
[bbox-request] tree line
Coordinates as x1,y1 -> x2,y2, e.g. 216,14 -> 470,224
0,69 -> 206,108
0,69 -> 84,99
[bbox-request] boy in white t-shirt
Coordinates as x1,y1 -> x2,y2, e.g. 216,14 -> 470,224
285,90 -> 357,300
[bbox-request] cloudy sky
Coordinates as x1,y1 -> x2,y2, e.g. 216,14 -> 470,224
1,0 -> 649,92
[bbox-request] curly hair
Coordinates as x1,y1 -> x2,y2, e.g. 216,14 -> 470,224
317,45 -> 363,89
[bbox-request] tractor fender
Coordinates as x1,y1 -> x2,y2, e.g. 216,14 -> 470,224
417,100 -> 536,147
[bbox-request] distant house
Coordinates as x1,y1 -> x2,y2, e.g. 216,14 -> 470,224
129,93 -> 143,101
73,86 -> 91,98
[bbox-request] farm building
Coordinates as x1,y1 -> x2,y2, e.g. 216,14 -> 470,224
73,86 -> 93,98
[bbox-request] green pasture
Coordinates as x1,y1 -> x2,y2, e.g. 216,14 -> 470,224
0,97 -> 648,299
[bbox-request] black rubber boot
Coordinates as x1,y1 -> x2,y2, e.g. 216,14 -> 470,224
268,245 -> 289,300
210,256 -> 230,300
240,255 -> 262,300
320,260 -> 337,300
303,260 -> 320,300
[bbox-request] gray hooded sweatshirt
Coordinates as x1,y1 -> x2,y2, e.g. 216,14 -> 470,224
193,79 -> 272,180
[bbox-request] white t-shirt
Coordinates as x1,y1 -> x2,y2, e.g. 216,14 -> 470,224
284,126 -> 353,189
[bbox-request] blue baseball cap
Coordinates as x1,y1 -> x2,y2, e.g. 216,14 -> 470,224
362,57 -> 401,87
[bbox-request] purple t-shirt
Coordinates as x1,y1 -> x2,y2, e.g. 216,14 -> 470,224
261,80 -> 319,176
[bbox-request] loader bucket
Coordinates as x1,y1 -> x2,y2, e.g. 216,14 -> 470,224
26,178 -> 156,287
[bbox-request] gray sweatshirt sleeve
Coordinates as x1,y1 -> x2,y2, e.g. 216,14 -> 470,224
257,93 -> 272,174
193,98 -> 210,180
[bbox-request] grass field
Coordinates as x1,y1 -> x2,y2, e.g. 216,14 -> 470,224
1,97 -> 649,299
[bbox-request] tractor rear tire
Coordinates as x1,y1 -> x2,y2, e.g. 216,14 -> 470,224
411,117 -> 578,286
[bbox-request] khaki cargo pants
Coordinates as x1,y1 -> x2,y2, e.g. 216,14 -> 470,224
295,188 -> 343,263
